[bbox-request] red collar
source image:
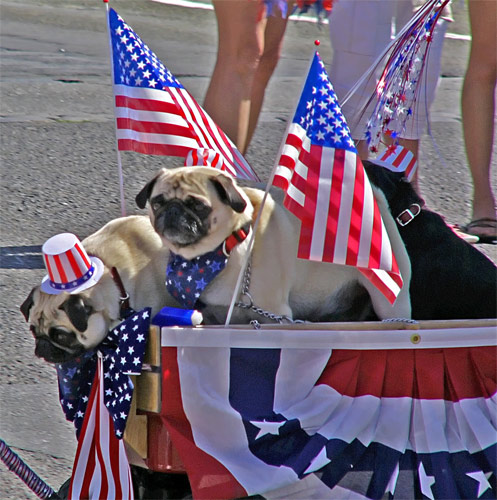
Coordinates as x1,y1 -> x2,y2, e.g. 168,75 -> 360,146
223,224 -> 251,256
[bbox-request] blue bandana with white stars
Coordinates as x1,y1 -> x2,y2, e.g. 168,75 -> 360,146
166,245 -> 228,308
56,308 -> 151,439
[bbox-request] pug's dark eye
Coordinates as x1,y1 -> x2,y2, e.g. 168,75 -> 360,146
186,197 -> 211,217
150,195 -> 164,212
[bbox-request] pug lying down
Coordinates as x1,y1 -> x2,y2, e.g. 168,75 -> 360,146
21,216 -> 179,363
136,166 -> 412,325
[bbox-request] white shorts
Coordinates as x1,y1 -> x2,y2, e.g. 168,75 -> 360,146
328,0 -> 448,140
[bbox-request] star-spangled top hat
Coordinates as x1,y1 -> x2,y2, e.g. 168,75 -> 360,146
40,233 -> 104,295
185,148 -> 224,169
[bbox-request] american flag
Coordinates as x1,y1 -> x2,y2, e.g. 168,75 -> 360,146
107,8 -> 259,182
160,339 -> 497,499
67,356 -> 134,500
57,308 -> 151,500
273,52 -> 403,304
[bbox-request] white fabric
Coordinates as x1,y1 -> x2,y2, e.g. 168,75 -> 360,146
328,0 -> 448,139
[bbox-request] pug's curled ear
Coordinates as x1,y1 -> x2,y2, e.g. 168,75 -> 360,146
20,287 -> 37,321
61,295 -> 91,332
210,174 -> 247,213
136,173 -> 160,209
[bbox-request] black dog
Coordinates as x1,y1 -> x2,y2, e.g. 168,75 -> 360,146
364,161 -> 497,320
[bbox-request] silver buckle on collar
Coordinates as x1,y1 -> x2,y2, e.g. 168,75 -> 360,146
396,203 -> 421,227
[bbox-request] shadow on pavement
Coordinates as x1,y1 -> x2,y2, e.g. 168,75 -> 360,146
0,245 -> 44,269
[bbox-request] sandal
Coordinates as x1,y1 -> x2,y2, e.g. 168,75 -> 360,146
461,218 -> 497,245
448,224 -> 479,244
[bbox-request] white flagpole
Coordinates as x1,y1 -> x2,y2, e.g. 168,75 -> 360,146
104,0 -> 126,217
224,45 -> 320,327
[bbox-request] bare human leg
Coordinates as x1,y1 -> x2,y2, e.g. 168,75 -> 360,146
461,0 -> 497,240
203,0 -> 264,154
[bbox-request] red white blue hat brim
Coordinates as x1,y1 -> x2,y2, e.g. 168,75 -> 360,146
40,256 -> 105,295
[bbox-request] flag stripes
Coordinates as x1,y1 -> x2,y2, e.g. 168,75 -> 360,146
372,144 -> 418,182
162,344 -> 497,499
68,357 -> 134,500
272,53 -> 403,303
109,7 -> 259,181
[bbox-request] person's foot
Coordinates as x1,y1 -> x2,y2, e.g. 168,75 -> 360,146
448,224 -> 480,244
461,218 -> 497,245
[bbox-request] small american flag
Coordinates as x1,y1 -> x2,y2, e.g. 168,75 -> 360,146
108,8 -> 259,182
273,52 -> 403,304
67,356 -> 134,500
60,308 -> 151,500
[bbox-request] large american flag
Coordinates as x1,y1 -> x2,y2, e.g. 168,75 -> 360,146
273,52 -> 403,304
107,8 -> 259,182
160,334 -> 497,499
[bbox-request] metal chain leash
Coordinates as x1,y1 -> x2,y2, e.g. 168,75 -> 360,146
235,258 -> 295,324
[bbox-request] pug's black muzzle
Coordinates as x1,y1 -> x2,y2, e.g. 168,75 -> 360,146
154,199 -> 209,247
35,337 -> 85,363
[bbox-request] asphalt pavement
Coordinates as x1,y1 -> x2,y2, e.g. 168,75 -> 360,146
0,1 -> 495,498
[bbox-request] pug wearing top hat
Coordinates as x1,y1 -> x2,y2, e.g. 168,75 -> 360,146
21,216 -> 178,363
136,162 -> 412,324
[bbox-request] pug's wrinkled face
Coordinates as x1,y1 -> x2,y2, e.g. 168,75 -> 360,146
21,285 -> 116,363
136,167 -> 252,260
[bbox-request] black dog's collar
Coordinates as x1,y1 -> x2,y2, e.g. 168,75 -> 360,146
396,202 -> 424,227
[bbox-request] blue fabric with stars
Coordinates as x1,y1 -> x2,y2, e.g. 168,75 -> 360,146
166,245 -> 228,308
228,348 -> 497,499
56,308 -> 151,439
294,52 -> 357,153
109,8 -> 182,91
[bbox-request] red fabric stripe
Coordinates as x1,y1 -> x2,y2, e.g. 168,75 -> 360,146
316,346 -> 497,400
273,175 -> 289,191
191,149 -> 199,164
296,219 -> 313,259
74,242 -> 91,270
109,421 -> 123,499
117,139 -> 193,157
346,156 -> 365,266
66,248 -> 83,280
53,254 -> 68,284
301,145 -> 322,224
273,174 -> 289,191
161,347 -> 247,500
116,117 -> 194,137
278,154 -> 296,170
391,147 -> 408,168
115,95 -> 177,114
285,132 -> 304,150
359,268 -> 398,304
322,148 -> 345,262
